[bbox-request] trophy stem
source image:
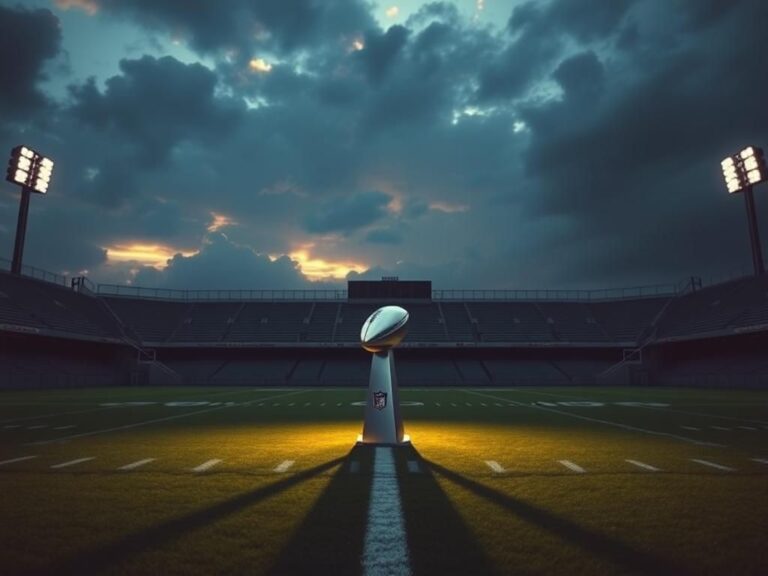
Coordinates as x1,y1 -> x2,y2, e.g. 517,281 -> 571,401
359,350 -> 408,445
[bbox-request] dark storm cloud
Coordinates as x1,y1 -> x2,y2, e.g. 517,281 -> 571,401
516,0 -> 768,283
132,233 -> 310,290
305,191 -> 392,235
69,56 -> 245,164
0,5 -> 61,121
478,0 -> 634,102
357,25 -> 409,83
80,0 -> 375,55
364,227 -> 403,245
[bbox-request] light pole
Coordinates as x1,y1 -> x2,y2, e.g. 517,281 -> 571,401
4,145 -> 53,275
721,146 -> 766,276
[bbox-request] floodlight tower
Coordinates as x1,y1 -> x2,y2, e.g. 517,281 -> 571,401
5,145 -> 53,275
721,146 -> 767,276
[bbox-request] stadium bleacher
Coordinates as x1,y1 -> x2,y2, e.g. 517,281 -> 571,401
2,269 -> 768,388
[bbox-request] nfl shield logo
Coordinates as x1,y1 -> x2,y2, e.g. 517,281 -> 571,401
373,391 -> 387,411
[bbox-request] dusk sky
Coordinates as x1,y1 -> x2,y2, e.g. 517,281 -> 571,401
0,0 -> 766,290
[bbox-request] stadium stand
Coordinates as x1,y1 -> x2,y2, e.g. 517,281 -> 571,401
2,269 -> 768,388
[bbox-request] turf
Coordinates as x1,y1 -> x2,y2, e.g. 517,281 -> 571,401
0,385 -> 766,575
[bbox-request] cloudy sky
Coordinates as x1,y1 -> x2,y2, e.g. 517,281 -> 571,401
0,0 -> 766,290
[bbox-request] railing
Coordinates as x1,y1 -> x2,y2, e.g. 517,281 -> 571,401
96,284 -> 349,301
432,284 -> 678,302
0,257 -> 69,287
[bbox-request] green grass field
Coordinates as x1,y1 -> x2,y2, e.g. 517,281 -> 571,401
1,385 -> 767,575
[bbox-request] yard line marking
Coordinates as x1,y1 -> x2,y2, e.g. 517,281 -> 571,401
626,459 -> 660,472
465,403 -> 473,407
53,425 -> 76,430
118,458 -> 156,471
680,426 -> 700,431
274,460 -> 295,473
362,447 -> 411,576
407,461 -> 421,474
51,457 -> 94,469
485,460 -> 505,473
192,459 -> 222,473
337,403 -> 343,407
273,403 -> 281,407
320,403 -> 326,406
480,403 -> 487,407
34,390 -> 307,446
27,424 -> 48,430
691,459 -> 735,472
751,458 -> 768,465
450,403 -> 457,407
304,402 -> 311,406
288,403 -> 295,406
258,403 -> 264,407
0,455 -> 37,467
559,460 -> 586,473
494,403 -> 502,407
507,404 -> 515,407
739,426 -> 758,431
435,402 -> 441,407
462,390 -> 725,447
4,425 -> 21,429
710,426 -> 731,431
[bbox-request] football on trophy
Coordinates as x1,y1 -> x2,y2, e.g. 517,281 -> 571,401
360,305 -> 409,353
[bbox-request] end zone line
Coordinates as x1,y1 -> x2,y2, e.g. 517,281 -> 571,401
362,447 -> 411,576
51,457 -> 94,469
625,459 -> 661,472
462,389 -> 725,447
274,460 -> 295,473
690,459 -> 735,472
118,458 -> 156,471
559,460 -> 586,473
0,455 -> 38,467
193,459 -> 222,473
31,390 -> 307,446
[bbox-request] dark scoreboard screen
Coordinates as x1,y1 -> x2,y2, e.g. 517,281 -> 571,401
348,279 -> 432,300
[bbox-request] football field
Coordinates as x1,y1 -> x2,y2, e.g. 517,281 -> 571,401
1,385 -> 767,575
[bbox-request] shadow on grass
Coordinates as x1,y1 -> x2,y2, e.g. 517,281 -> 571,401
397,445 -> 500,576
424,458 -> 683,575
268,444 -> 374,575
33,456 -> 346,576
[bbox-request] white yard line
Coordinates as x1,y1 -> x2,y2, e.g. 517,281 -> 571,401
739,426 -> 758,431
362,447 -> 411,576
0,455 -> 37,467
690,459 -> 735,472
463,390 -> 724,447
751,458 -> 768,465
118,458 -> 156,471
53,425 -> 76,430
485,460 -> 505,473
559,460 -> 586,473
33,390 -> 306,446
680,426 -> 700,431
710,426 -> 731,431
274,460 -> 295,473
192,459 -> 222,473
625,459 -> 661,472
27,425 -> 48,430
51,457 -> 94,469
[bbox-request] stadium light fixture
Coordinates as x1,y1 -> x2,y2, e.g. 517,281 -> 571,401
721,146 -> 766,276
5,145 -> 54,275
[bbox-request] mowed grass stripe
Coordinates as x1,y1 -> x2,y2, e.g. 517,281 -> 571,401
463,389 -> 724,447
33,389 -> 307,446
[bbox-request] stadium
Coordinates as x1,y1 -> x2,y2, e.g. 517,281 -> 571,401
2,1 -> 768,575
1,266 -> 767,574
